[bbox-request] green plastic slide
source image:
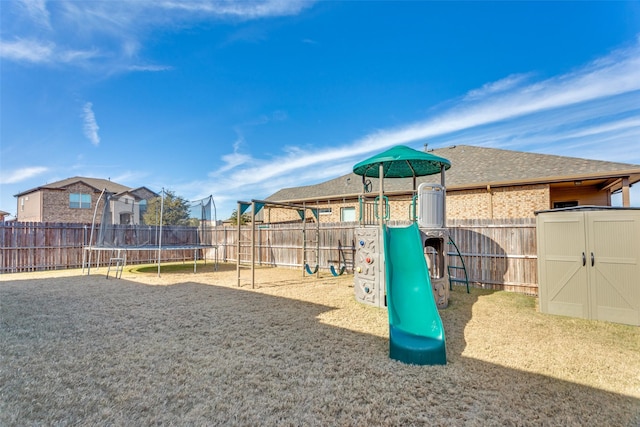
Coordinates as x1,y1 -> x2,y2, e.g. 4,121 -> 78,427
384,223 -> 447,365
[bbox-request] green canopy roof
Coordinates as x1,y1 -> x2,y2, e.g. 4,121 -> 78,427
353,145 -> 451,178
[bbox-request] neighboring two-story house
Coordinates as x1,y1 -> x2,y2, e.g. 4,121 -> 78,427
14,177 -> 158,224
264,145 -> 640,223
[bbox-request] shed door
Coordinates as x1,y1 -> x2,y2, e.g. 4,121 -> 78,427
587,212 -> 640,326
537,212 -> 589,319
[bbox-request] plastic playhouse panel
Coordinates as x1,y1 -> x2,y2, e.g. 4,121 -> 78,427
417,183 -> 444,229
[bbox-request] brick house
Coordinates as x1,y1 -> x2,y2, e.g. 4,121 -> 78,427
264,145 -> 640,223
14,177 -> 158,224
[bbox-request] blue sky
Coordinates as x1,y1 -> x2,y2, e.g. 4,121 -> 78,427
1,0 -> 640,219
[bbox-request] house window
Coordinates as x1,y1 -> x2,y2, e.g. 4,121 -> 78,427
70,193 -> 91,209
554,201 -> 578,209
120,212 -> 132,225
139,199 -> 147,218
341,207 -> 356,222
318,208 -> 332,215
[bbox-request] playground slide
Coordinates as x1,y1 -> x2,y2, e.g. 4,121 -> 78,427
384,223 -> 447,365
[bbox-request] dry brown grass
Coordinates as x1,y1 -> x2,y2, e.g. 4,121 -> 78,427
1,264 -> 639,426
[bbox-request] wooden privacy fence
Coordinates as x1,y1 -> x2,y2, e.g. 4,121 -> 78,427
1,219 -> 538,295
0,222 -> 214,273
213,222 -> 358,270
0,222 -> 90,273
447,218 -> 537,295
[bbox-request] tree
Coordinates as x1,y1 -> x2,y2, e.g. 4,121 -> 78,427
142,190 -> 191,226
228,209 -> 251,225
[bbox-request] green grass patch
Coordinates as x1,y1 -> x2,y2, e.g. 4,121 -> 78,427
128,261 -> 213,274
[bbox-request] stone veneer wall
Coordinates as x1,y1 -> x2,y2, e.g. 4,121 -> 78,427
42,183 -> 104,223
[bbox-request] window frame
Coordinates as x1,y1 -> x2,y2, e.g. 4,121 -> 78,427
69,193 -> 91,209
340,206 -> 356,222
553,201 -> 578,209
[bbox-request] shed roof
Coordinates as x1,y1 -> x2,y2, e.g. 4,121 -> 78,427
267,145 -> 640,202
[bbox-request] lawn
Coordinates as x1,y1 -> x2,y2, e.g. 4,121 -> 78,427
1,264 -> 638,426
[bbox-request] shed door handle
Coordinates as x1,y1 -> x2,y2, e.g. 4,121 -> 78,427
591,252 -> 594,267
582,252 -> 586,266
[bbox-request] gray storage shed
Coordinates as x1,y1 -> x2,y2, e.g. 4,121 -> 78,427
536,206 -> 640,326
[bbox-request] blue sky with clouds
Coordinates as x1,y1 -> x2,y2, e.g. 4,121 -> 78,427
1,0 -> 640,218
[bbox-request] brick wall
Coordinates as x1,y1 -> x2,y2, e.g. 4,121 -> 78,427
265,200 -> 361,224
265,184 -> 553,224
448,185 -> 550,219
260,182 -> 627,224
263,197 -> 421,224
263,207 -> 301,223
42,183 -> 104,223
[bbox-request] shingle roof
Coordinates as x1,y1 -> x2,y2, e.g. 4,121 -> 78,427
267,145 -> 640,202
14,176 -> 132,197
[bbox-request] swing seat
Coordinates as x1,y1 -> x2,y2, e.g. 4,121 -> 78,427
330,264 -> 346,276
305,264 -> 319,275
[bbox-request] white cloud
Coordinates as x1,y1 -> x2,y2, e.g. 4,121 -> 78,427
212,111 -> 292,177
0,166 -> 49,184
126,64 -> 174,72
0,38 -> 53,63
82,102 -> 101,146
465,73 -> 533,100
18,0 -> 51,30
58,47 -> 100,63
2,1 -> 315,69
352,41 -> 640,151
199,39 -> 640,217
0,37 -> 99,65
217,152 -> 253,175
418,91 -> 640,159
212,132 -> 253,175
558,117 -> 640,140
157,0 -> 313,18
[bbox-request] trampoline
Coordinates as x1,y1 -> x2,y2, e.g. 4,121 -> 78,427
83,189 -> 219,277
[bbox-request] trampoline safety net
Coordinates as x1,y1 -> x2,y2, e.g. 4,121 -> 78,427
94,193 -> 217,248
